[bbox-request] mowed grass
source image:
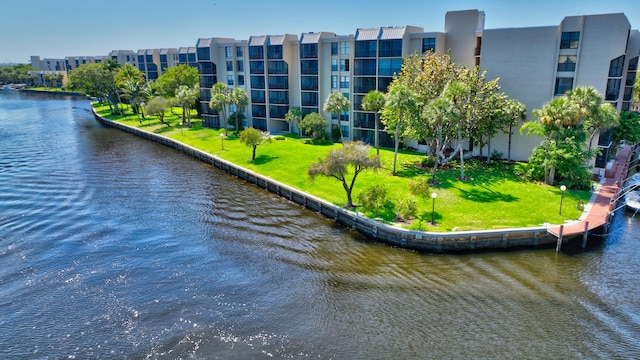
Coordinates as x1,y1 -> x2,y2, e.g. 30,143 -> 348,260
95,103 -> 593,231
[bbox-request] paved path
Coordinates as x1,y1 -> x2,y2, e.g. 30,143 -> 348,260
547,144 -> 634,238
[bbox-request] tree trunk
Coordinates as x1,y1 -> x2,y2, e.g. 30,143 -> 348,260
458,128 -> 465,180
252,145 -> 257,161
431,126 -> 442,184
392,116 -> 402,175
375,113 -> 380,156
507,125 -> 513,163
486,136 -> 492,165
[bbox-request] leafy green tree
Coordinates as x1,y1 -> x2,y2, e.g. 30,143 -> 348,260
361,90 -> 386,156
323,92 -> 350,143
285,106 -> 302,134
228,87 -> 248,134
175,85 -> 199,127
209,82 -> 231,127
146,96 -> 170,126
67,63 -> 118,111
156,64 -> 199,98
308,141 -> 379,208
239,127 -> 272,161
298,112 -> 328,140
613,111 -> 640,145
423,97 -> 458,182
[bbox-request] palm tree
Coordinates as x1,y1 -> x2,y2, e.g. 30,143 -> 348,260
361,90 -> 385,156
384,83 -> 415,175
228,87 -> 248,134
175,85 -> 199,127
209,82 -> 230,128
501,98 -> 526,163
285,106 -> 302,134
323,92 -> 350,143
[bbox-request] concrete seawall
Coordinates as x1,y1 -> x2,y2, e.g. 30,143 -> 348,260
93,109 -> 556,253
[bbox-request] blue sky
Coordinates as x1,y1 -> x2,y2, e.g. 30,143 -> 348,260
2,0 -> 639,64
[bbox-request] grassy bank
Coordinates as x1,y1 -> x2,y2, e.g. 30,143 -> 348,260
94,103 -> 592,231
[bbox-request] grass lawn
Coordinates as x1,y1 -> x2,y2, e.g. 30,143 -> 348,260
94,103 -> 593,232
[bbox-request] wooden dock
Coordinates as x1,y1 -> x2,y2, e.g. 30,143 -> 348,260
548,144 -> 635,250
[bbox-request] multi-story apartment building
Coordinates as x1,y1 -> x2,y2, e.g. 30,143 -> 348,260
30,56 -> 65,71
109,50 -> 137,68
32,9 -> 639,168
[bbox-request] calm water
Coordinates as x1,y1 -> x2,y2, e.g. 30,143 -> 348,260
1,91 -> 639,359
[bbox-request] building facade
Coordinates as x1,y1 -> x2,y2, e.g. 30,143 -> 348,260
31,9 -> 640,167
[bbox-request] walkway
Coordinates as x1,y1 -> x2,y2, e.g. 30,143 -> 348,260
547,144 -> 634,239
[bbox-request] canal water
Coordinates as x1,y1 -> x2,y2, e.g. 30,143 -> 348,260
1,91 -> 639,359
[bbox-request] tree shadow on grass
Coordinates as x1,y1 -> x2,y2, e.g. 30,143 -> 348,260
392,161 -> 428,178
252,154 -> 279,165
452,184 -> 518,203
154,125 -> 174,134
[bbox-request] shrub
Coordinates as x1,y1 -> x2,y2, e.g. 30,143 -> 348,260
396,197 -> 417,222
420,155 -> 437,168
273,135 -> 286,141
357,184 -> 388,211
408,177 -> 431,198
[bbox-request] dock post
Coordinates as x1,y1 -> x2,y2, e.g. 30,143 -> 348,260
582,221 -> 589,249
556,225 -> 564,253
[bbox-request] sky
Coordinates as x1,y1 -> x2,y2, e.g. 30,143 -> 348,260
1,0 -> 639,64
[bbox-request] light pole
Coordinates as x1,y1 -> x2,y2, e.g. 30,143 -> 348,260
559,185 -> 566,215
220,132 -> 226,150
431,192 -> 437,225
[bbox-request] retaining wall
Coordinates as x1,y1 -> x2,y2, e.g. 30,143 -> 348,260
93,109 -> 556,253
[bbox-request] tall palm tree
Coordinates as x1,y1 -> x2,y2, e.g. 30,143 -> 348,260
384,83 -> 415,175
176,85 -> 199,127
323,92 -> 350,143
361,90 -> 386,156
501,98 -> 526,163
228,87 -> 248,134
209,82 -> 230,128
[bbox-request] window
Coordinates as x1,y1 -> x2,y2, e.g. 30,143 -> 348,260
378,39 -> 402,57
301,60 -> 318,75
249,61 -> 264,74
555,77 -> 573,95
300,43 -> 318,59
267,61 -> 288,74
237,60 -> 244,72
331,75 -> 338,89
146,54 -> 153,62
268,76 -> 288,89
378,59 -> 402,76
353,77 -> 376,94
340,41 -> 350,55
422,38 -> 436,53
197,47 -> 211,60
252,104 -> 266,118
250,76 -> 265,89
331,42 -> 338,55
238,75 -> 245,86
557,55 -> 576,72
249,46 -> 263,59
236,47 -> 243,57
138,55 -> 145,64
354,59 -> 377,75
269,91 -> 289,104
301,76 -> 318,91
355,40 -> 377,58
340,59 -> 349,71
225,46 -> 233,59
331,59 -> 338,71
251,90 -> 266,103
226,61 -> 233,72
267,45 -> 283,59
270,105 -> 288,118
609,55 -> 625,78
340,76 -> 350,89
200,62 -> 215,74
606,79 -> 621,101
301,92 -> 318,106
560,32 -> 580,49
227,75 -> 234,85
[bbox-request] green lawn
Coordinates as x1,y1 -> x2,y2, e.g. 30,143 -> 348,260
94,103 -> 592,231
